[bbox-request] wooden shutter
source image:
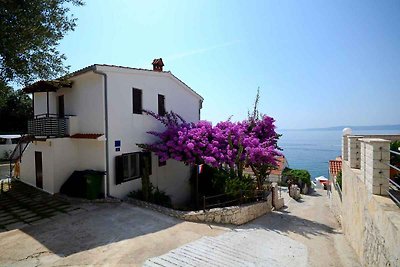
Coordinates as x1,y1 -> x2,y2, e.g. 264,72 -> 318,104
115,155 -> 123,184
158,94 -> 165,116
133,88 -> 142,114
140,152 -> 152,176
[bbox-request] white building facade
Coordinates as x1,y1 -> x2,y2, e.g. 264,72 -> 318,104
19,60 -> 203,205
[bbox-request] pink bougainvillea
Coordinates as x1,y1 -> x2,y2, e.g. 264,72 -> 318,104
138,110 -> 281,178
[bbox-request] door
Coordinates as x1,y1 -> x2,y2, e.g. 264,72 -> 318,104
35,151 -> 43,189
58,95 -> 65,118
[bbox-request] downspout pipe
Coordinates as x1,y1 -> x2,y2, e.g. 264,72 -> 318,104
93,67 -> 110,197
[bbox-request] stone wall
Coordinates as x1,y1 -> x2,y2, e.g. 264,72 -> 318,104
125,193 -> 273,225
328,182 -> 343,224
342,161 -> 400,266
183,194 -> 273,225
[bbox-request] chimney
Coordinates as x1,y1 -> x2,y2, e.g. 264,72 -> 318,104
152,58 -> 164,72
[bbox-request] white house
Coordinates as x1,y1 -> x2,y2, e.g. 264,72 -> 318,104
18,59 -> 203,205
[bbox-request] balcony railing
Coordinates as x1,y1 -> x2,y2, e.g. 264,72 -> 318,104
28,114 -> 69,137
387,149 -> 400,207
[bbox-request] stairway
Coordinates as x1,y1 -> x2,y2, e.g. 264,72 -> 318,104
7,135 -> 34,179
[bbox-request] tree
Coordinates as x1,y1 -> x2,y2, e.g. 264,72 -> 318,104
0,81 -> 32,133
246,88 -> 282,188
137,108 -> 281,190
0,0 -> 84,86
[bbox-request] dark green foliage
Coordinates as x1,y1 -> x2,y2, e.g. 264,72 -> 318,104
336,171 -> 342,189
129,183 -> 172,208
282,168 -> 312,187
0,0 -> 84,85
197,165 -> 255,197
390,141 -> 400,166
0,82 -> 32,133
224,175 -> 255,197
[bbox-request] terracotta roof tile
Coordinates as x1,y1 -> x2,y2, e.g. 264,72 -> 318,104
70,133 -> 103,139
243,156 -> 288,176
270,156 -> 287,176
329,159 -> 342,177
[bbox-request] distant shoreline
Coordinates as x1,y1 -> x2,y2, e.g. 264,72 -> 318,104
280,124 -> 400,131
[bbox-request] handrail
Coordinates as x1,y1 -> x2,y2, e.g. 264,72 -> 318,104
389,149 -> 400,156
28,116 -> 69,137
387,148 -> 400,207
385,162 -> 400,172
34,113 -> 75,119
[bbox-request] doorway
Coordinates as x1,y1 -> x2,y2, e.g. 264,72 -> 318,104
58,95 -> 65,118
35,151 -> 43,189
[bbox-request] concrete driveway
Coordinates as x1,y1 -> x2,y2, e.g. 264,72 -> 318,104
0,189 -> 360,266
0,202 -> 228,266
0,181 -> 77,231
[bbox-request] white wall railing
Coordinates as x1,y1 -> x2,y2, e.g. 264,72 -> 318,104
342,133 -> 400,207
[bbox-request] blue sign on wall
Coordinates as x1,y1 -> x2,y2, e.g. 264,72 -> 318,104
115,140 -> 121,147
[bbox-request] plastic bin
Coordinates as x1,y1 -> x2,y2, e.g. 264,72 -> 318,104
85,171 -> 103,200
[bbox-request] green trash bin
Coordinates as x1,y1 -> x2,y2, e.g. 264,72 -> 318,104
85,171 -> 104,200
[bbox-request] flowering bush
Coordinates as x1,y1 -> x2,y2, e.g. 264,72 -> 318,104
137,109 -> 281,189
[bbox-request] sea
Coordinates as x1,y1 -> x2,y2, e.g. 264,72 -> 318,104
278,127 -> 400,181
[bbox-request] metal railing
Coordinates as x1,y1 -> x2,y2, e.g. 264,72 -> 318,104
387,149 -> 400,207
202,189 -> 270,211
334,182 -> 342,201
28,114 -> 69,137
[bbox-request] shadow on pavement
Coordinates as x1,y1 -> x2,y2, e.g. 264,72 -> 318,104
245,209 -> 337,239
20,203 -> 179,257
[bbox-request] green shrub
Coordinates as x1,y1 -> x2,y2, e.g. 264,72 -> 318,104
336,171 -> 342,189
129,183 -> 172,208
283,168 -> 311,187
224,174 -> 256,197
196,165 -> 257,197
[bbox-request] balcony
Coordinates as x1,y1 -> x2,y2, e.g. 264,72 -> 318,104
28,114 -> 77,138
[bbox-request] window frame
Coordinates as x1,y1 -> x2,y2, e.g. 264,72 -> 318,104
158,94 -> 166,116
123,152 -> 141,182
116,152 -> 152,184
132,88 -> 143,114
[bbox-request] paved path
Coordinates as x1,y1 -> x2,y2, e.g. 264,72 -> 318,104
0,188 -> 360,266
247,189 -> 360,267
144,229 -> 307,267
145,189 -> 360,267
0,181 -> 78,231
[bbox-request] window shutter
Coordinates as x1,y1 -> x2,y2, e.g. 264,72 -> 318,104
115,155 -> 123,184
140,152 -> 152,176
158,94 -> 165,116
133,88 -> 142,114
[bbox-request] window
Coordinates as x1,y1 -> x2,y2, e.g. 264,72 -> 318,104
115,152 -> 152,184
158,94 -> 166,116
158,156 -> 166,167
132,88 -> 142,114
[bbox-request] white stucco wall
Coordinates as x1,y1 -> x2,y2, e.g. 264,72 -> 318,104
34,92 -> 57,116
150,158 -> 192,205
100,66 -> 202,204
20,140 -> 55,193
32,72 -> 105,134
23,65 -> 202,204
20,138 -> 106,194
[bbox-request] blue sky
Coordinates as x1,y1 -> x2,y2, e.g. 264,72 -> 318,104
59,0 -> 400,129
